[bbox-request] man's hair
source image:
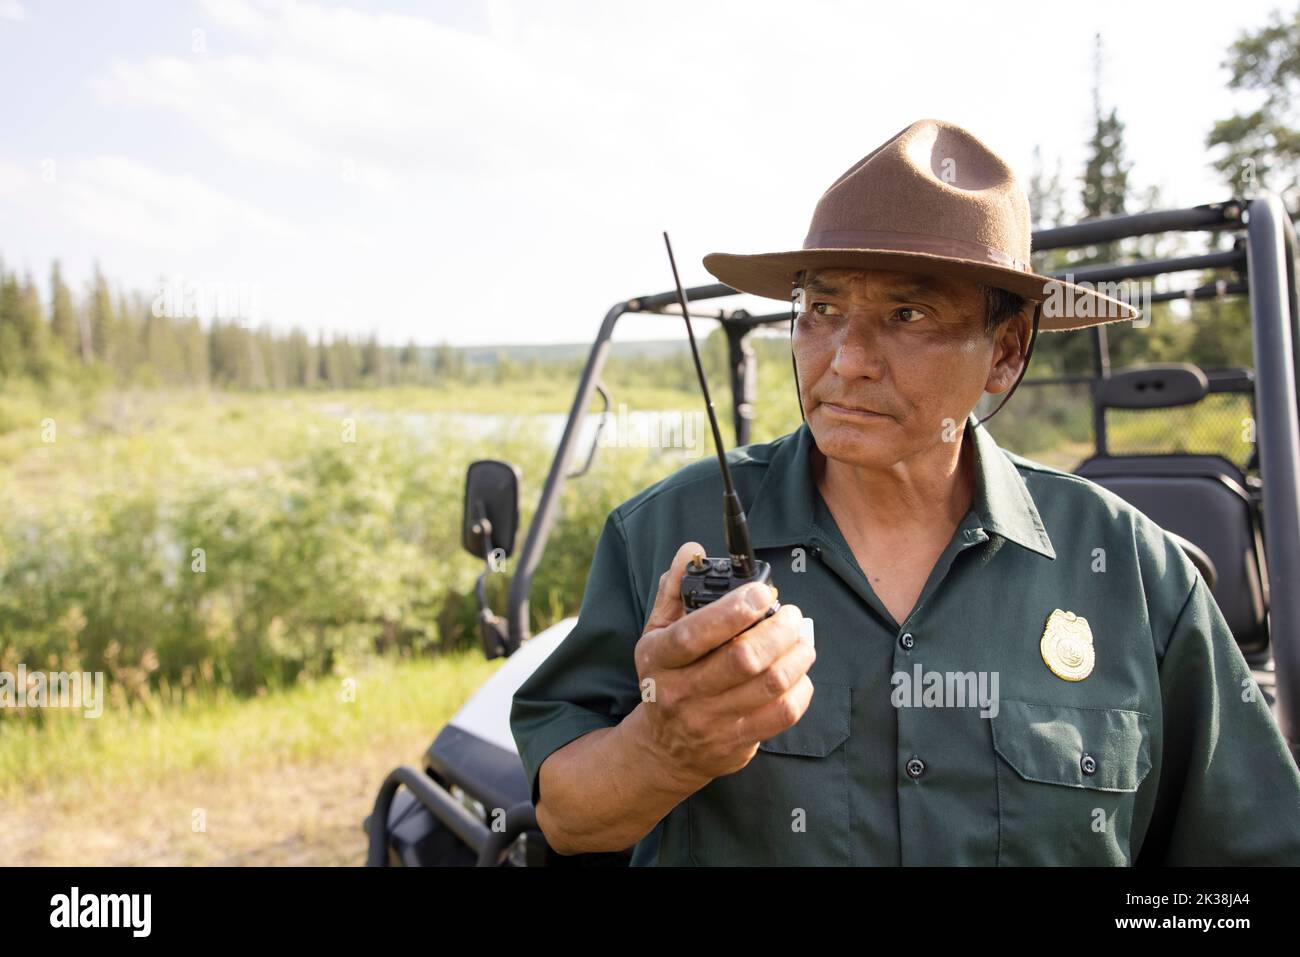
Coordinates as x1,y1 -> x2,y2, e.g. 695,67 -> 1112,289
980,284 -> 1029,333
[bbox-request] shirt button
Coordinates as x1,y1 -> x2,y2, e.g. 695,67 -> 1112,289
899,632 -> 915,650
810,545 -> 823,560
906,757 -> 926,779
1080,753 -> 1097,776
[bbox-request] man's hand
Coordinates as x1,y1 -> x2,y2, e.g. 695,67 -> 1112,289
532,540 -> 813,856
633,541 -> 815,791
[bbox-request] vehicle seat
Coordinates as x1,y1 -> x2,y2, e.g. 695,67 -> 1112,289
1074,364 -> 1268,653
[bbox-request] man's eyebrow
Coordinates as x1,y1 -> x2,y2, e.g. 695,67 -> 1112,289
804,276 -> 842,296
804,274 -> 954,301
885,277 -> 953,301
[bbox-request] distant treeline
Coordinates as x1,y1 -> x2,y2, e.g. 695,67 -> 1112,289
0,253 -> 1260,401
0,257 -> 749,393
0,260 -> 484,390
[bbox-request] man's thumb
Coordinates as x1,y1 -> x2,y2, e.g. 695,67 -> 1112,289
644,541 -> 704,632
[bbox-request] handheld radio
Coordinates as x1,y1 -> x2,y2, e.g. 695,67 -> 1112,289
662,232 -> 780,624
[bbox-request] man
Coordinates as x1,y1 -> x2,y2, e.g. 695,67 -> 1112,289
510,118 -> 1300,865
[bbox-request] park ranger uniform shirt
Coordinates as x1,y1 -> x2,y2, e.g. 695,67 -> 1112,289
510,412 -> 1300,865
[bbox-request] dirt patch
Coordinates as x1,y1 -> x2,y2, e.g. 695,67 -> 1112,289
0,735 -> 429,866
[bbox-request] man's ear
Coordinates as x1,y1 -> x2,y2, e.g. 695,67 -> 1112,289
984,308 -> 1033,395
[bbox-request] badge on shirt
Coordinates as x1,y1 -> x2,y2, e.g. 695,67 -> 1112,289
1040,609 -> 1095,681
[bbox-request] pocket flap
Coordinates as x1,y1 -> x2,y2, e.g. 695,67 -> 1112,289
757,681 -> 851,757
992,699 -> 1151,792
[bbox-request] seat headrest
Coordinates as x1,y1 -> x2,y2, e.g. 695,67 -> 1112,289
1096,363 -> 1209,409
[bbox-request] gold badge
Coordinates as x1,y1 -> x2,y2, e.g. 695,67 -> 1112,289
1040,609 -> 1095,681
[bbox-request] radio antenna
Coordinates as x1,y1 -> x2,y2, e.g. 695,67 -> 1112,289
662,231 -> 756,578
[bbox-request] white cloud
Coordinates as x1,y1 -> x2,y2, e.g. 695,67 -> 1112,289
2,0 -> 1281,344
0,159 -> 34,200
96,2 -> 558,184
51,155 -> 303,249
2,152 -> 305,315
0,1 -> 25,23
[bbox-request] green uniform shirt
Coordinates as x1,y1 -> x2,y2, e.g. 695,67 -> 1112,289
510,412 -> 1300,865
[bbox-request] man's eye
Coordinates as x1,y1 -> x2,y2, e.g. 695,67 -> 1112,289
894,307 -> 926,323
812,302 -> 841,316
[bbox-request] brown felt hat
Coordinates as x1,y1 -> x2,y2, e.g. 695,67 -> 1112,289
703,118 -> 1141,331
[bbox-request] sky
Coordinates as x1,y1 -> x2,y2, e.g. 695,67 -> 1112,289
0,0 -> 1286,347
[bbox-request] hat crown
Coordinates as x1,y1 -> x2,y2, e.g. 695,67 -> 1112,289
806,119 -> 1032,266
699,117 -> 1141,329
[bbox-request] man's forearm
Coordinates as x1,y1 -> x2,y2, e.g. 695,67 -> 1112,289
534,703 -> 707,855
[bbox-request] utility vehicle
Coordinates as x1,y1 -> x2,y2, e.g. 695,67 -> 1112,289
366,194 -> 1300,866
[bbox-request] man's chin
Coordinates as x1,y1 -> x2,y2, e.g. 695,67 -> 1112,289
809,412 -> 904,467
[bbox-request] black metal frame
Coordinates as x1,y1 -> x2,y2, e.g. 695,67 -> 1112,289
503,196 -> 1300,746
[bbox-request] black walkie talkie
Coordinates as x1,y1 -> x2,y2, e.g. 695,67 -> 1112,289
662,232 -> 780,624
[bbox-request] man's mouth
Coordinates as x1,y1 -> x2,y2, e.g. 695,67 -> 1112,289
819,401 -> 891,420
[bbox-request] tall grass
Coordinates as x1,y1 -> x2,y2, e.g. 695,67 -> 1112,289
0,652 -> 500,800
0,361 -> 1253,711
0,386 -> 698,707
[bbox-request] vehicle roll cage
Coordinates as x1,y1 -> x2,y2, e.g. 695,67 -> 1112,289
503,195 -> 1300,752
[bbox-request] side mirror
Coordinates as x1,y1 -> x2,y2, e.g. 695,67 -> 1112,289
462,460 -> 521,560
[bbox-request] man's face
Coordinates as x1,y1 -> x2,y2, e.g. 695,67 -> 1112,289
792,267 -> 1030,469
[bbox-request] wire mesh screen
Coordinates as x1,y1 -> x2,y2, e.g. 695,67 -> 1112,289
974,380 -> 1096,472
1104,393 -> 1256,470
974,381 -> 1257,473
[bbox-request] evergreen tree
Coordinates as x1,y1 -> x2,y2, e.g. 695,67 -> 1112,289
1034,34 -> 1133,377
1208,5 -> 1300,215
317,330 -> 330,386
325,333 -> 360,388
433,340 -> 465,381
285,329 -> 317,387
0,267 -> 22,381
17,272 -> 53,380
114,289 -> 145,379
49,261 -> 80,360
360,334 -> 388,385
398,338 -> 421,384
180,318 -> 210,388
88,264 -> 116,364
143,304 -> 184,385
245,325 -> 269,389
1080,36 -> 1130,235
1027,145 -> 1069,230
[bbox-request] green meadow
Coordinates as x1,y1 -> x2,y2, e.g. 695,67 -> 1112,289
0,377 -> 711,863
0,341 -> 1253,864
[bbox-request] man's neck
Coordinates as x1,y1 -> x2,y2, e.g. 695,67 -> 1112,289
812,429 -> 976,540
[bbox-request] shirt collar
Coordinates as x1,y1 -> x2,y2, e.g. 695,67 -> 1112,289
746,411 -> 1055,560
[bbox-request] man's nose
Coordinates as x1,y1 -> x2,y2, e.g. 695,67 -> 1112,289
829,319 -> 887,379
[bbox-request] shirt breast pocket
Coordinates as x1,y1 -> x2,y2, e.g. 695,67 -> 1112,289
687,681 -> 853,866
992,699 -> 1152,865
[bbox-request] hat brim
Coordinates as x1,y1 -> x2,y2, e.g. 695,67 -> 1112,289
702,248 -> 1142,331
